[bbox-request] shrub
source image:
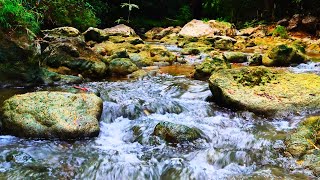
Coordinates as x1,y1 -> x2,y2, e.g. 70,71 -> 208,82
23,0 -> 99,31
272,25 -> 289,39
0,0 -> 40,33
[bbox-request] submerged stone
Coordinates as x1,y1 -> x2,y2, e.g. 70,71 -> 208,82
153,121 -> 204,144
209,66 -> 320,116
1,91 -> 102,139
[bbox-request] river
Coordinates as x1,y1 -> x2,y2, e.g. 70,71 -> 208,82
0,44 -> 319,179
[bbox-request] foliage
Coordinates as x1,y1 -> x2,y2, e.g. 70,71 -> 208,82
176,5 -> 192,23
272,25 -> 289,39
0,0 -> 40,33
120,0 -> 139,23
22,0 -> 99,31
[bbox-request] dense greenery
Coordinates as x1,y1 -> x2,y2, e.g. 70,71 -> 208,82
0,0 -> 319,33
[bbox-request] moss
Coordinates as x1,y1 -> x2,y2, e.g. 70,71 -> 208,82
209,66 -> 320,116
194,56 -> 231,80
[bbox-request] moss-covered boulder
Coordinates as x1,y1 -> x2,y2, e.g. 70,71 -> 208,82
223,52 -> 248,63
42,27 -> 81,41
109,58 -> 138,75
1,91 -> 102,139
262,44 -> 308,66
213,36 -> 237,50
285,116 -> 320,176
0,29 -> 41,85
83,27 -> 109,42
194,56 -> 231,79
42,36 -> 107,78
209,66 -> 320,116
248,53 -> 263,66
153,121 -> 205,144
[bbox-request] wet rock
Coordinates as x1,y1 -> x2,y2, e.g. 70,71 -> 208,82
145,27 -> 164,39
288,14 -> 302,31
179,19 -> 217,38
42,36 -> 107,78
5,151 -> 34,164
153,121 -> 204,144
109,58 -> 138,75
223,52 -> 248,63
146,26 -> 181,40
42,27 -> 81,41
194,56 -> 231,80
39,68 -> 83,85
262,44 -> 308,66
83,27 -> 109,42
1,91 -> 102,139
209,66 -> 320,116
248,53 -> 263,66
285,116 -> 320,176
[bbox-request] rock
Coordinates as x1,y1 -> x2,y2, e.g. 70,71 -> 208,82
1,91 -> 102,139
223,52 -> 248,63
104,24 -> 136,37
285,116 -> 320,176
0,29 -> 41,85
83,27 -> 109,42
277,18 -> 289,27
207,20 -> 237,37
262,44 -> 307,66
5,151 -> 34,164
181,48 -> 201,55
145,27 -> 164,39
301,15 -> 319,33
288,14 -> 302,31
42,27 -> 81,41
109,58 -> 139,75
209,66 -> 320,116
238,26 -> 266,37
213,36 -> 237,50
39,68 -> 83,85
42,37 -> 107,78
248,53 -> 263,66
194,56 -> 231,79
150,26 -> 181,40
153,121 -> 205,144
179,19 -> 216,38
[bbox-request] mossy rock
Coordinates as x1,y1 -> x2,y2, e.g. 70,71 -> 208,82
285,116 -> 320,176
108,58 -> 138,75
1,91 -> 102,139
194,56 -> 231,80
262,44 -> 308,66
223,51 -> 248,63
248,53 -> 263,66
181,48 -> 201,55
209,66 -> 320,116
153,121 -> 205,144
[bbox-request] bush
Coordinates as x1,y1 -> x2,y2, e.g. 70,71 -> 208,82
272,25 -> 289,39
0,0 -> 40,33
23,0 -> 99,31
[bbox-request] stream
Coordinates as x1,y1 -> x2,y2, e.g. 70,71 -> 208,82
1,44 -> 320,179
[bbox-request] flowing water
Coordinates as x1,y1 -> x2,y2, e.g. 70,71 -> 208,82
1,45 -> 320,179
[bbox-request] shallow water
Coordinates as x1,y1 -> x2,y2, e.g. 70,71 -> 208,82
0,74 -> 316,179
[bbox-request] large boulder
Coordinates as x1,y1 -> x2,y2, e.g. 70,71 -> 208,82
209,66 -> 320,116
285,116 -> 320,176
83,27 -> 109,42
262,44 -> 308,66
104,24 -> 136,37
153,121 -> 205,144
41,35 -> 107,78
1,91 -> 103,139
194,56 -> 231,79
179,19 -> 217,38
